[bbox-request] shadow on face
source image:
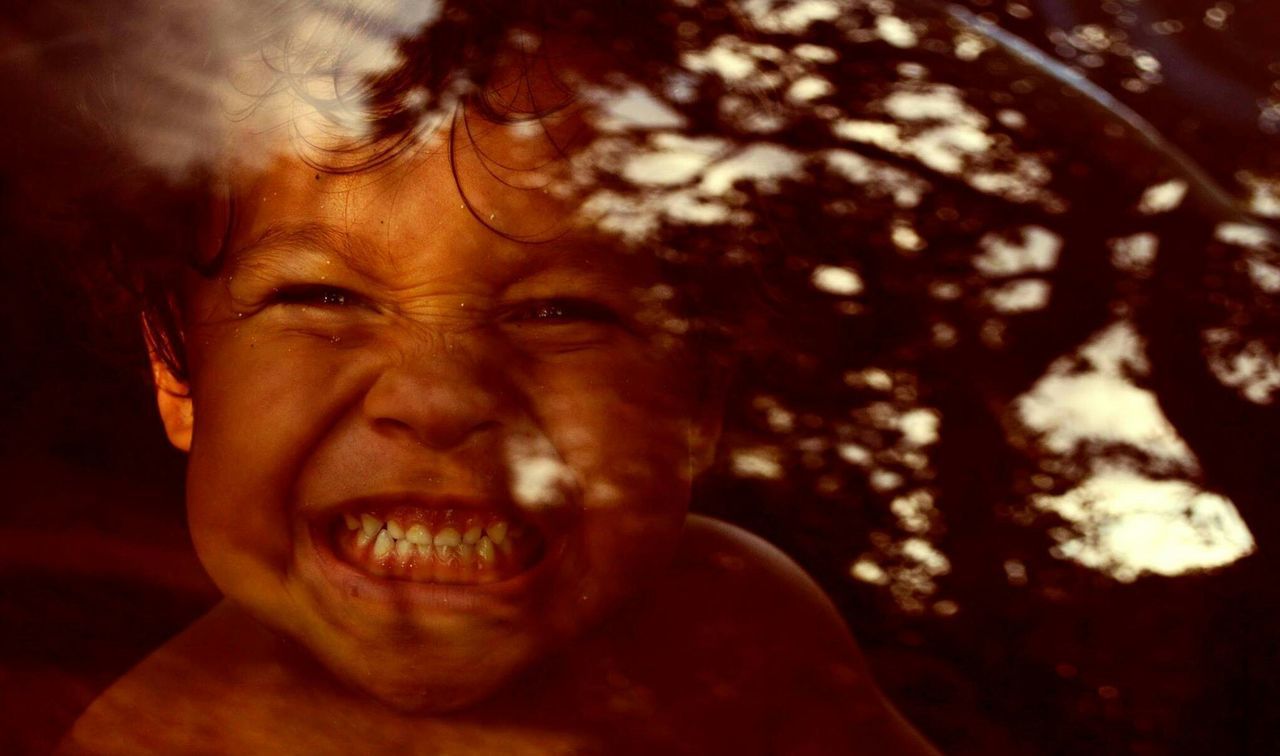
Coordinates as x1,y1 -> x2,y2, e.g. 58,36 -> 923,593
155,71 -> 727,709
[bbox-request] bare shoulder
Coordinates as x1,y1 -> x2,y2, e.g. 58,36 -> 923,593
679,515 -> 845,605
56,604 -> 254,755
56,603 -> 350,755
670,514 -> 859,653
661,515 -> 941,755
57,631 -> 200,755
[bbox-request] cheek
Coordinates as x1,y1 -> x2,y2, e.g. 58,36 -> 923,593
529,363 -> 697,583
532,358 -> 698,501
185,335 -> 357,568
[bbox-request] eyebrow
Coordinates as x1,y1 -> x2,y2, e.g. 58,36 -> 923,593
227,221 -> 391,281
226,219 -> 655,293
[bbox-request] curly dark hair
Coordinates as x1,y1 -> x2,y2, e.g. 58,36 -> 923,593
103,0 -> 768,384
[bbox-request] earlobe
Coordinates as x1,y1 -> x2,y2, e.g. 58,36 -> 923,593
152,359 -> 194,453
142,313 -> 194,452
143,319 -> 194,453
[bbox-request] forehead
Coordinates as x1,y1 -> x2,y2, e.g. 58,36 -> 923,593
218,109 -> 640,286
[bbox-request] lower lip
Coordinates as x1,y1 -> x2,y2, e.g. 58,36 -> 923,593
302,520 -> 565,611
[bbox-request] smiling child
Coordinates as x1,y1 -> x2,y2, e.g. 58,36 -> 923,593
58,5 -> 937,754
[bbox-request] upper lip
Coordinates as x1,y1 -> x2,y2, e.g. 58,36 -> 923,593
321,492 -> 520,515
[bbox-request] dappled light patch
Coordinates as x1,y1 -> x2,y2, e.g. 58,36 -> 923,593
973,226 -> 1062,277
1239,171 -> 1280,217
1137,179 -> 1188,214
1011,321 -> 1256,580
1202,330 -> 1280,406
1108,233 -> 1158,276
1035,466 -> 1254,582
8,0 -> 1280,751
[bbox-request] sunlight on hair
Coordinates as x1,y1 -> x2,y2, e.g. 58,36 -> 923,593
103,0 -> 442,177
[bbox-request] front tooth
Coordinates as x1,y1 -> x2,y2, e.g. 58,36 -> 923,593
343,514 -> 360,530
395,539 -> 413,559
476,536 -> 495,563
434,527 -> 461,547
360,514 -> 381,538
373,530 -> 393,558
463,526 -> 482,545
386,520 -> 405,540
416,543 -> 433,559
457,543 -> 474,561
406,524 -> 431,545
486,521 -> 508,545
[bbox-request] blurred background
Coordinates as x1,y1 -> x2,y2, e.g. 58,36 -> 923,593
2,1 -> 1278,753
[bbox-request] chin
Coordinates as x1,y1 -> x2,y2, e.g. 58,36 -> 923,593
366,679 -> 505,713
304,628 -> 544,715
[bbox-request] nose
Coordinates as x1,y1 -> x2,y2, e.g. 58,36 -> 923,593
361,337 -> 511,451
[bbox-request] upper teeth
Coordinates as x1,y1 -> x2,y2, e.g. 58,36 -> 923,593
373,530 -> 394,558
344,513 -> 513,565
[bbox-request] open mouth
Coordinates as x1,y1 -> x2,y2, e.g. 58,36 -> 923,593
331,507 -> 545,585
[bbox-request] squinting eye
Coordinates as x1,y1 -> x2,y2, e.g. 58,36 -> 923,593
268,284 -> 364,309
504,298 -> 622,325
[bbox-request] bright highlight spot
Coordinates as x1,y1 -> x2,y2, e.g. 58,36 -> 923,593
1137,179 -> 1188,214
1036,467 -> 1255,582
811,265 -> 864,295
732,447 -> 783,479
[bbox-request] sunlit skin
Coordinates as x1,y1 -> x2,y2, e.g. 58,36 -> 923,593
176,117 -> 725,711
61,94 -> 939,753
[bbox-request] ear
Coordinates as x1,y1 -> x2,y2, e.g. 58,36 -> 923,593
144,325 -> 194,453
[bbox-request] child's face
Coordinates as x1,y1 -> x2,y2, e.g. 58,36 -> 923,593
160,113 -> 722,710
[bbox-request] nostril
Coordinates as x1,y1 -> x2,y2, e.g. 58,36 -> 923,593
371,415 -> 417,438
369,406 -> 503,451
470,419 -> 502,435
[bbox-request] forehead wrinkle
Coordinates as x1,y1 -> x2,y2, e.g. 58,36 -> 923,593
227,221 -> 394,283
